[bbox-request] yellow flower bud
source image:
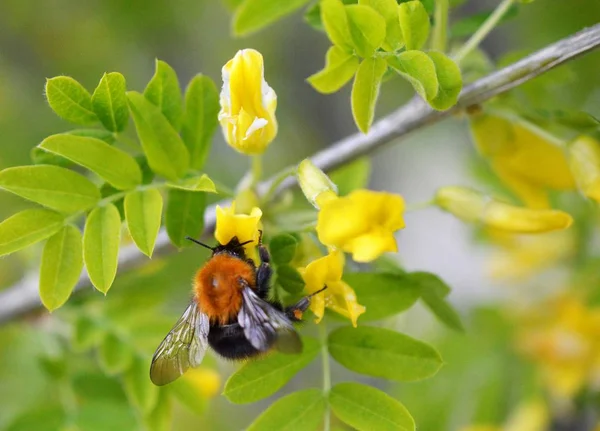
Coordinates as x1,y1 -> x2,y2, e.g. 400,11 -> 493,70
214,201 -> 262,256
297,159 -> 338,208
316,190 -> 405,262
218,49 -> 277,155
568,135 -> 600,202
298,250 -> 365,327
435,186 -> 573,233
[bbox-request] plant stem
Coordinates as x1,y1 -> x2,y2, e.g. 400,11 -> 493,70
261,166 -> 296,205
454,0 -> 515,63
319,323 -> 331,431
405,199 -> 434,212
432,0 -> 449,52
251,155 -> 263,188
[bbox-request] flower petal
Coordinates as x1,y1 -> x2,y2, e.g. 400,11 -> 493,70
214,202 -> 262,252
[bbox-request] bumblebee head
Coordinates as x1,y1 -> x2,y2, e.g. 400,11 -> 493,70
186,236 -> 254,259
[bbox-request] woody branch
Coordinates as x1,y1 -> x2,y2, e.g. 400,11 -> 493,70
0,23 -> 599,324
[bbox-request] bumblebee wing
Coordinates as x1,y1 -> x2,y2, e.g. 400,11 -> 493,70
238,286 -> 302,353
150,301 -> 210,386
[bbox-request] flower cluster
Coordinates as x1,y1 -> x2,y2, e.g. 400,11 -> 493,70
212,48 -> 409,330
296,159 -> 406,326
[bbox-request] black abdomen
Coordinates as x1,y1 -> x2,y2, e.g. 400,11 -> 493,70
208,323 -> 263,359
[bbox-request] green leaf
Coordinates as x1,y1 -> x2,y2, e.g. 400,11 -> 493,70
123,356 -> 159,414
343,272 -> 420,321
321,0 -> 354,51
166,174 -> 217,192
181,74 -> 219,170
224,337 -> 320,403
30,147 -> 72,168
39,134 -> 142,190
101,183 -> 126,220
170,376 -> 208,415
351,57 -> 387,133
124,189 -> 163,257
83,204 -> 122,294
234,0 -> 312,36
304,2 -> 325,31
144,388 -> 172,431
127,91 -> 190,180
398,1 -> 431,50
98,332 -> 134,374
0,209 -> 64,257
269,234 -> 298,265
426,51 -> 462,110
387,51 -> 438,101
0,165 -> 100,213
39,225 -> 83,311
247,389 -> 327,431
410,272 -> 464,331
329,382 -> 415,431
45,76 -> 98,125
328,326 -> 443,381
136,156 -> 156,185
6,405 -> 66,431
66,128 -> 116,144
276,264 -> 305,294
92,72 -> 129,132
72,315 -> 104,352
144,60 -> 184,130
165,189 -> 206,248
330,157 -> 371,195
307,46 -> 359,94
359,0 -> 404,51
345,5 -> 386,58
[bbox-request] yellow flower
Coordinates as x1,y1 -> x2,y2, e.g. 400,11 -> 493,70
487,230 -> 575,280
460,400 -> 548,431
317,190 -> 405,262
470,113 -> 575,209
214,201 -> 262,256
218,49 -> 277,155
435,186 -> 573,234
518,295 -> 600,400
179,367 -> 221,399
568,135 -> 600,202
299,251 -> 365,327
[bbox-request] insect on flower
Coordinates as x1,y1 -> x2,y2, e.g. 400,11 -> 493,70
150,233 -> 326,386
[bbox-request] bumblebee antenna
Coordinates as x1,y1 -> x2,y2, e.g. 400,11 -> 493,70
309,286 -> 328,297
238,239 -> 255,246
185,237 -> 214,250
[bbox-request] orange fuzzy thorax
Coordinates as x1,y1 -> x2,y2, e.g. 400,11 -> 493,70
194,254 -> 256,324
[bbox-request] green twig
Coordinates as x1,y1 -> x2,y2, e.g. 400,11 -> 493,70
319,323 -> 331,431
432,0 -> 449,52
405,199 -> 434,212
454,0 -> 515,63
261,166 -> 296,206
251,155 -> 263,188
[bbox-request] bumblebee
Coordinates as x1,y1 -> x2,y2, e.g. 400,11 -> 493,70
150,234 -> 325,386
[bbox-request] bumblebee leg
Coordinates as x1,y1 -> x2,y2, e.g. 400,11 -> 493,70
285,286 -> 327,321
256,241 -> 272,299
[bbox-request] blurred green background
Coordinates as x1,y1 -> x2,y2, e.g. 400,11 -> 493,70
0,0 -> 599,430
